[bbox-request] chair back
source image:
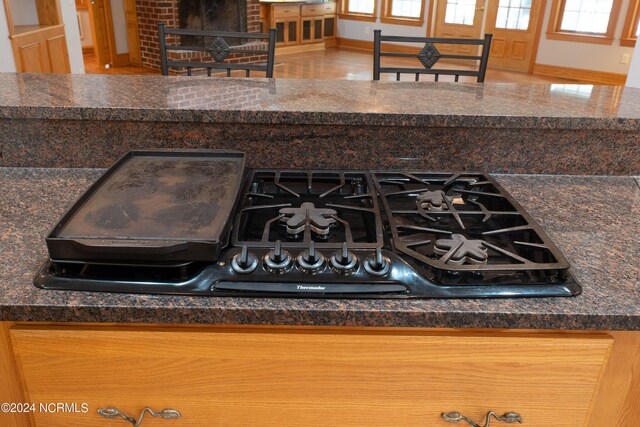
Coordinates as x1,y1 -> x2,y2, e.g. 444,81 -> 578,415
158,22 -> 276,78
373,30 -> 492,82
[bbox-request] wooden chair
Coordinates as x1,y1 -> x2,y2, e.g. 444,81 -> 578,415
158,22 -> 277,78
373,30 -> 492,82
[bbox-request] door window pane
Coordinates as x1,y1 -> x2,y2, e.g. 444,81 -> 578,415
495,0 -> 532,30
559,0 -> 614,34
348,0 -> 375,14
391,0 -> 423,17
444,0 -> 477,25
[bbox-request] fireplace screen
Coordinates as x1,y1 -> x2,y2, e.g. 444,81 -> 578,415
179,0 -> 247,46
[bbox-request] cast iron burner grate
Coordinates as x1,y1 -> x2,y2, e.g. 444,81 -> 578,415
233,170 -> 384,250
372,171 -> 571,286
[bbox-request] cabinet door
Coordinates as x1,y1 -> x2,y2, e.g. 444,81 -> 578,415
16,41 -> 49,73
46,34 -> 71,73
10,326 -> 612,427
286,19 -> 298,45
313,18 -> 323,42
323,16 -> 336,38
274,20 -> 286,45
302,18 -> 313,43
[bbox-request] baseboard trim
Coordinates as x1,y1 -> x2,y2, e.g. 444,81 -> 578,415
82,46 -> 94,55
532,63 -> 627,85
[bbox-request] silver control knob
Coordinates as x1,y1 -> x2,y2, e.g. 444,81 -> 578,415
330,242 -> 358,273
363,248 -> 391,276
297,241 -> 325,272
264,240 -> 292,272
231,245 -> 258,274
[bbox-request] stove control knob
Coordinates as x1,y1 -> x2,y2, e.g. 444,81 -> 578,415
231,245 -> 258,274
330,242 -> 358,273
363,248 -> 391,277
264,240 -> 292,272
297,241 -> 325,272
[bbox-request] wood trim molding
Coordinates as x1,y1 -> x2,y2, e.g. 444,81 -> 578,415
338,0 -> 377,22
546,0 -> 622,45
0,322 -> 32,427
82,45 -> 94,55
620,0 -> 639,47
545,32 -> 615,44
2,0 -> 15,35
379,16 -> 424,26
533,63 -> 627,85
426,0 -> 435,36
337,13 -> 376,21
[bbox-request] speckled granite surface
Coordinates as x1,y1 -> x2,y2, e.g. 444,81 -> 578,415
1,168 -> 638,330
1,74 -> 639,175
1,73 -> 640,129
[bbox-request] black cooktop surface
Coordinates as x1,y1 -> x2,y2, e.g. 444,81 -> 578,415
34,156 -> 581,298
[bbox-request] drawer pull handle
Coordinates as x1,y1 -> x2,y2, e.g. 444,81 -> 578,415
442,411 -> 522,427
98,406 -> 181,426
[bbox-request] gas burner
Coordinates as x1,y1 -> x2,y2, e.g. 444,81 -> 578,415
279,203 -> 337,236
416,190 -> 451,211
434,234 -> 488,265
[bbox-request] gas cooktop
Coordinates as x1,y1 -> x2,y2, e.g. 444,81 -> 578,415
34,150 -> 581,298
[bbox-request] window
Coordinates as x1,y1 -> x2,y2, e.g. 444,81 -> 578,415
621,0 -> 639,46
444,0 -> 477,25
495,0 -> 532,30
547,0 -> 622,44
381,0 -> 426,25
340,0 -> 377,21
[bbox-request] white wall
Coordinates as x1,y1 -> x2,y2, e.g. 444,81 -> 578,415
625,40 -> 640,87
535,0 -> 634,74
110,0 -> 129,54
60,0 -> 85,73
0,2 -> 17,72
8,0 -> 39,25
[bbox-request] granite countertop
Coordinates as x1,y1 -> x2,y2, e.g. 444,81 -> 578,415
1,167 -> 638,330
2,73 -> 640,130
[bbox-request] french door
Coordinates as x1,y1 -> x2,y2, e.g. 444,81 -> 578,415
433,0 -> 546,71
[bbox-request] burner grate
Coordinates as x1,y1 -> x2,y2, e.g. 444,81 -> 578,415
233,170 -> 384,249
373,171 -> 570,274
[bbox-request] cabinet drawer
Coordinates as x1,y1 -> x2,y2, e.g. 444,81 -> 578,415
10,326 -> 612,426
322,1 -> 336,14
272,4 -> 300,18
302,2 -> 335,16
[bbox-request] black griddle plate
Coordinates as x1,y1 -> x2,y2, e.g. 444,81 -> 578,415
46,150 -> 245,262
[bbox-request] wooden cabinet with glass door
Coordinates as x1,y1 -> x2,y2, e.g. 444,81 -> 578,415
262,1 -> 337,51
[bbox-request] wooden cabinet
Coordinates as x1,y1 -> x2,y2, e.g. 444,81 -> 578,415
263,1 -> 337,51
2,0 -> 71,73
301,16 -> 323,43
4,325 -> 618,426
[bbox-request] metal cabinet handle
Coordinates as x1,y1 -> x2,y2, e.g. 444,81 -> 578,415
98,406 -> 181,426
442,411 -> 522,427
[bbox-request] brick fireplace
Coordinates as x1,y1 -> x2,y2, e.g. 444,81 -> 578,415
136,0 -> 262,71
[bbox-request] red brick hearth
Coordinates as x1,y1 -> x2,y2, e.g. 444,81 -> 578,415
136,0 -> 262,71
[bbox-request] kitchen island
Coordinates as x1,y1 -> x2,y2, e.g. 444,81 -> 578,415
0,73 -> 639,426
0,73 -> 639,175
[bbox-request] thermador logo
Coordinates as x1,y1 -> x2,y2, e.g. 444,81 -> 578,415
296,285 -> 326,291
